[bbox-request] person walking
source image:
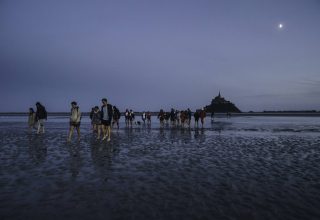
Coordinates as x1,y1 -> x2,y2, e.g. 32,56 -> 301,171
89,107 -> 95,131
187,108 -> 192,127
67,101 -> 81,142
129,109 -> 135,127
142,111 -> 147,124
35,102 -> 47,134
91,106 -> 102,139
112,106 -> 121,129
125,109 -> 130,127
199,108 -> 206,128
170,108 -> 176,126
194,110 -> 200,127
28,108 -> 36,132
158,109 -> 165,127
101,98 -> 113,141
147,111 -> 152,124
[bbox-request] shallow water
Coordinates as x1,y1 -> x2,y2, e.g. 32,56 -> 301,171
1,116 -> 320,220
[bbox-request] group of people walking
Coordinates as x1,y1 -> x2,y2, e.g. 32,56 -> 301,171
157,108 -> 206,128
85,98 -> 114,142
124,110 -> 152,127
28,98 -> 114,142
28,102 -> 47,134
28,99 -> 209,142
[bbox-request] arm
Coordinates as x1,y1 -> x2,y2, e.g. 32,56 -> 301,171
108,105 -> 113,121
77,109 -> 81,122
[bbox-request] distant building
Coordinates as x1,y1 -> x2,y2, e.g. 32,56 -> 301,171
205,91 -> 241,113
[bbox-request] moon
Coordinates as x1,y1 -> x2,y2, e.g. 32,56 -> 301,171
278,23 -> 283,29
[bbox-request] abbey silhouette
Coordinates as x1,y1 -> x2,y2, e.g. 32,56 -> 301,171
205,91 -> 241,113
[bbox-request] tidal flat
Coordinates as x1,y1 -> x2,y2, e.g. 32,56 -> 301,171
1,116 -> 320,220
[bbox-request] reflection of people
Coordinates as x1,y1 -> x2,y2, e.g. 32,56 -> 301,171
69,144 -> 82,178
101,98 -> 113,141
90,141 -> 114,182
68,101 -> 81,142
28,135 -> 47,164
28,108 -> 36,131
35,102 -> 47,134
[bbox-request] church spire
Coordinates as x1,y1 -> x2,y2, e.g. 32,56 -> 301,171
218,90 -> 221,97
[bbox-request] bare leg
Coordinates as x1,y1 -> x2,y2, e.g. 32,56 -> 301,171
97,125 -> 101,139
107,126 -> 111,141
76,126 -> 81,140
102,125 -> 107,140
68,126 -> 75,141
37,121 -> 41,134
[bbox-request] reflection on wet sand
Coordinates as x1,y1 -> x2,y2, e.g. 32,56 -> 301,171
28,134 -> 47,164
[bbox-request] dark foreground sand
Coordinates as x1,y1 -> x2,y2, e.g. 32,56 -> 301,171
1,117 -> 320,220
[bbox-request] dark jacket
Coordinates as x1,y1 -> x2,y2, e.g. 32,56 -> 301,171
36,105 -> 47,120
100,104 -> 113,121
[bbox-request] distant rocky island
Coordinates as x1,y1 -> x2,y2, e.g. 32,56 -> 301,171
204,92 -> 241,113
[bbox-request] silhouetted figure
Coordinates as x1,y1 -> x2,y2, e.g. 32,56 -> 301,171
199,108 -> 206,127
112,106 -> 121,129
146,111 -> 152,124
176,110 -> 180,126
142,111 -> 147,124
211,111 -> 215,123
194,110 -> 200,127
90,107 -> 95,130
180,111 -> 187,128
101,98 -> 113,141
35,102 -> 47,134
170,108 -> 176,126
28,108 -> 36,132
164,112 -> 170,125
91,106 -> 101,139
125,109 -> 130,127
187,108 -> 192,127
158,109 -> 165,127
129,109 -> 135,127
68,101 -> 81,142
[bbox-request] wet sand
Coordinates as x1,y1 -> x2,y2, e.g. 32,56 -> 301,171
1,117 -> 320,220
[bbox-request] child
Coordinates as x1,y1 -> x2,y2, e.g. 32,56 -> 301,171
92,106 -> 102,139
28,108 -> 36,131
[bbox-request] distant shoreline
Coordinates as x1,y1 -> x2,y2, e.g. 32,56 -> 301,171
1,112 -> 320,117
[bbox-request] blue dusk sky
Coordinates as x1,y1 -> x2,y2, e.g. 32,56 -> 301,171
1,0 -> 320,112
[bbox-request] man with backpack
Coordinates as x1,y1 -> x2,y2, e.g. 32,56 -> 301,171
35,102 -> 47,134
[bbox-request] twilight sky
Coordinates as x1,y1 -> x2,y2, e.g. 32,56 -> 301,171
1,0 -> 320,112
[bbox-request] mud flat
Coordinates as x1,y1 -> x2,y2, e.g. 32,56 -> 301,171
1,116 -> 320,220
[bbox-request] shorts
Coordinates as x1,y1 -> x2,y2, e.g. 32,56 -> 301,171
101,120 -> 111,126
70,122 -> 81,127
